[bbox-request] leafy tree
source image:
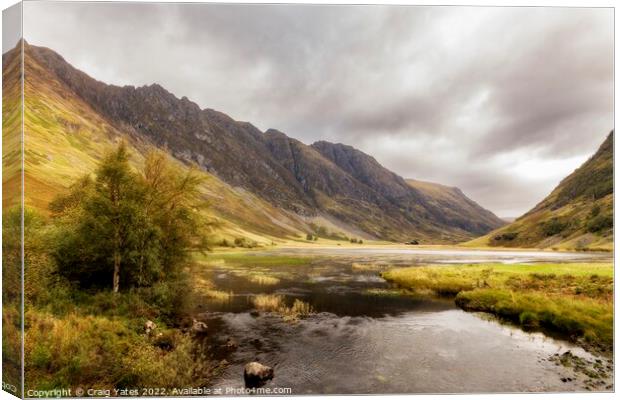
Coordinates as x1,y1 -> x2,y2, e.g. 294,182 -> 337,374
140,150 -> 208,278
51,143 -> 209,292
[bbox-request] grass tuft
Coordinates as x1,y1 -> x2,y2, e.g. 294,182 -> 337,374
251,294 -> 314,322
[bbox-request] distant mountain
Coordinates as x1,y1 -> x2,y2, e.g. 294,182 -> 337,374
11,41 -> 505,243
405,179 -> 506,235
468,132 -> 613,251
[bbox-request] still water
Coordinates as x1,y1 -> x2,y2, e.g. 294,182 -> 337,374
195,248 -> 612,394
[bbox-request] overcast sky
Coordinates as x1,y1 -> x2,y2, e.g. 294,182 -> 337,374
22,2 -> 613,217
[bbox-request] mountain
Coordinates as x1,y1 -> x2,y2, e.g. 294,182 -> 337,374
9,41 -> 505,243
8,41 -> 306,246
468,132 -> 613,251
405,179 -> 506,235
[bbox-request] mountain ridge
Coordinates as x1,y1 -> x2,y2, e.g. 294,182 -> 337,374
15,41 -> 506,243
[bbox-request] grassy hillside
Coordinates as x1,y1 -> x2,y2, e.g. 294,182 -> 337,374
17,42 -> 313,246
2,44 -> 22,211
467,132 -> 613,251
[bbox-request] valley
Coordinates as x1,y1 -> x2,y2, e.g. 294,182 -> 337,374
2,38 -> 614,395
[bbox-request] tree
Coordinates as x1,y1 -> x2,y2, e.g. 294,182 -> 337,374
141,150 -> 208,277
98,143 -> 134,292
51,143 -> 209,292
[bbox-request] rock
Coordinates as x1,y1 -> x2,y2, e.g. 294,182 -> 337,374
191,318 -> 208,335
144,320 -> 157,335
243,361 -> 274,388
250,310 -> 260,317
225,338 -> 238,350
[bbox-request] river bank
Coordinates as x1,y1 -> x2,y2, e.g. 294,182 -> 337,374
194,247 -> 613,393
381,263 -> 613,355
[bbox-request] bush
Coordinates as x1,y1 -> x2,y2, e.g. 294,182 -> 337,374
586,213 -> 613,233
541,218 -> 569,237
233,237 -> 258,248
493,232 -> 518,241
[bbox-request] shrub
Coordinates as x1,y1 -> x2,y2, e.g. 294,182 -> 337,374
541,218 -> 569,237
493,232 -> 518,241
586,213 -> 613,233
233,237 -> 258,248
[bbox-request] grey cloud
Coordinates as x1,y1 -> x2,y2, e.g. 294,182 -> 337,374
3,2 -> 21,54
22,2 -> 613,216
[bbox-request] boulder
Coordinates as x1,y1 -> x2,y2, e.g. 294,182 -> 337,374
144,320 -> 157,335
243,361 -> 274,388
191,318 -> 208,335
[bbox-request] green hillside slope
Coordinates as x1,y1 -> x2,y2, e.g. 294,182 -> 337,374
14,41 -> 309,246
467,132 -> 613,251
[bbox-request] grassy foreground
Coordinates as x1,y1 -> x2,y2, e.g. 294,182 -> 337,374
382,263 -> 613,353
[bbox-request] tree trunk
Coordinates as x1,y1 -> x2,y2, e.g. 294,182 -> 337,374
113,249 -> 121,293
113,223 -> 121,292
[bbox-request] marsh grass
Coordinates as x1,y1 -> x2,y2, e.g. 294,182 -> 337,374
364,288 -> 405,297
252,294 -> 285,312
351,262 -> 387,271
283,299 -> 314,322
248,274 -> 281,286
251,294 -> 314,322
193,276 -> 233,302
212,253 -> 313,267
382,263 -> 613,352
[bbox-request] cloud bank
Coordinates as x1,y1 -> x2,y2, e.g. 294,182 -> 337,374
24,2 -> 613,216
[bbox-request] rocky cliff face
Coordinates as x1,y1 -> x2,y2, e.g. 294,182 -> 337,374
23,42 -> 505,242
